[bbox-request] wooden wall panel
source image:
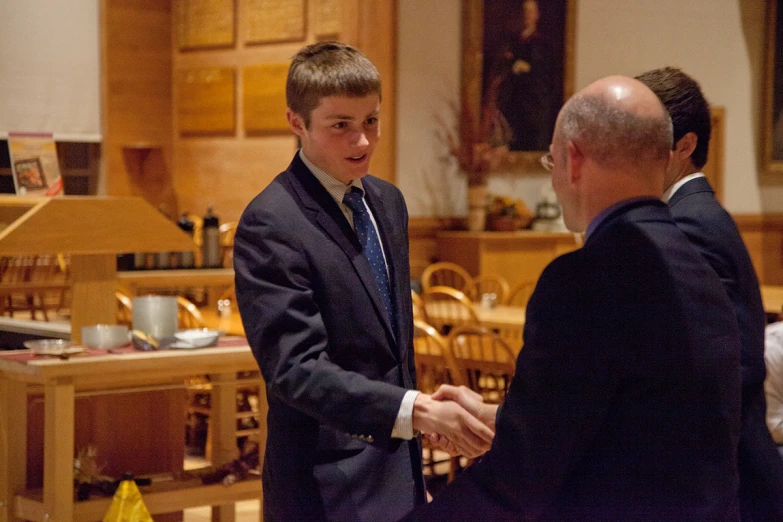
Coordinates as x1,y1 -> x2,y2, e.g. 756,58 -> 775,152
735,214 -> 783,285
176,67 -> 236,135
244,0 -> 306,44
244,63 -> 290,133
102,0 -> 177,214
178,0 -> 234,49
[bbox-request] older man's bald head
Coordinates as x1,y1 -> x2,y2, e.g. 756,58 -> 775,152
556,76 -> 673,171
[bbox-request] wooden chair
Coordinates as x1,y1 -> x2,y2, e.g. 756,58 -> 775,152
422,286 -> 480,336
219,221 -> 238,268
413,319 -> 455,394
470,274 -> 510,305
448,324 -> 517,404
411,289 -> 428,323
177,295 -> 206,329
507,282 -> 536,307
421,262 -> 474,295
413,320 -> 458,481
116,291 -> 133,327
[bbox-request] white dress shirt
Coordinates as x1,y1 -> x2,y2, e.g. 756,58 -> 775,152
765,321 -> 783,444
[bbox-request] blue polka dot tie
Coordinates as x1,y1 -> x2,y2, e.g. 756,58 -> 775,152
343,187 -> 397,336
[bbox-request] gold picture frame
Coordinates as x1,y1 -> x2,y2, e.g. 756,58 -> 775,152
762,0 -> 783,181
462,0 -> 577,170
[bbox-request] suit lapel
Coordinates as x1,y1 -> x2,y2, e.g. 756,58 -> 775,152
285,157 -> 399,356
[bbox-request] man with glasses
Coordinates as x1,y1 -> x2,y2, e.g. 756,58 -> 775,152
404,75 -> 742,521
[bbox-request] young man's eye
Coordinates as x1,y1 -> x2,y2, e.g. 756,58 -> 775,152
365,117 -> 378,126
333,122 -> 348,129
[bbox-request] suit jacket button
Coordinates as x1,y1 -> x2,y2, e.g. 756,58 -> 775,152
367,435 -> 374,443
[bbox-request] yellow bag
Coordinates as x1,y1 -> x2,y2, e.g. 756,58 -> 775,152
102,478 -> 153,522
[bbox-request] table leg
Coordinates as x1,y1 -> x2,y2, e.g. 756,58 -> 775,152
0,378 -> 26,522
43,378 -> 74,521
210,373 -> 238,522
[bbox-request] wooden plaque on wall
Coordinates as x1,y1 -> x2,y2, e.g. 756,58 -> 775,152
313,0 -> 342,37
178,0 -> 235,49
176,67 -> 236,135
244,0 -> 305,44
244,63 -> 290,133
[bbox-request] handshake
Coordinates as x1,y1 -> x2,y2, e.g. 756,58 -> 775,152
411,385 -> 500,459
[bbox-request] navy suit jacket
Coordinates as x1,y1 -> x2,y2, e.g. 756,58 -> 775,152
234,154 -> 424,521
669,176 -> 783,520
403,199 -> 742,521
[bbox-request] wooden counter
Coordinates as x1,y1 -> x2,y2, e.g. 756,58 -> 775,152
436,231 -> 581,290
0,339 -> 265,522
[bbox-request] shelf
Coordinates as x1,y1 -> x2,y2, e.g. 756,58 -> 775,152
15,475 -> 262,520
236,429 -> 261,437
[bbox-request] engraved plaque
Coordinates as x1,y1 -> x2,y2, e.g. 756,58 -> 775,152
177,67 -> 236,134
178,0 -> 235,49
244,0 -> 305,44
244,63 -> 290,133
314,0 -> 342,37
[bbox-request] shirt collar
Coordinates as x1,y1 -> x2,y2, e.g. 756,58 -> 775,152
298,149 -> 364,206
662,172 -> 705,202
585,196 -> 659,241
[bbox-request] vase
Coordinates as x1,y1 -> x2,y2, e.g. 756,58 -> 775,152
467,184 -> 488,231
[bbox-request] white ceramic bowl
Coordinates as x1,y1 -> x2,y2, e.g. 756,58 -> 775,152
24,339 -> 80,355
173,329 -> 220,348
81,325 -> 130,349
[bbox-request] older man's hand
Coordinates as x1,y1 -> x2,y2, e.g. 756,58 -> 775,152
432,385 -> 499,432
412,394 -> 494,459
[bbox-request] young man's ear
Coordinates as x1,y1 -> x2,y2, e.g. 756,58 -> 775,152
674,132 -> 697,161
566,140 -> 584,184
286,108 -> 306,137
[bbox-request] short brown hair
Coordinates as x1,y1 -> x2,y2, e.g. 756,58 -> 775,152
286,41 -> 381,127
635,67 -> 711,169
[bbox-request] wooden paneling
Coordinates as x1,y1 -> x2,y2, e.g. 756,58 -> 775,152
177,0 -> 234,49
735,213 -> 783,285
244,63 -> 290,133
176,67 -> 236,135
102,0 -> 175,215
244,0 -> 306,44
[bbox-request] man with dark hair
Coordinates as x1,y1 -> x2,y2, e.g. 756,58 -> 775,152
637,66 -> 783,522
403,76 -> 742,521
234,41 -> 493,521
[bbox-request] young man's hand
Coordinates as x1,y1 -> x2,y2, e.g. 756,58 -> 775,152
412,393 -> 494,459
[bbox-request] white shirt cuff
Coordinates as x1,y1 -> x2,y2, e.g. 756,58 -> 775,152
391,390 -> 420,440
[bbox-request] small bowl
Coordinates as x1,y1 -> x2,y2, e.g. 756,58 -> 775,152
81,325 -> 130,349
24,339 -> 80,356
173,329 -> 220,348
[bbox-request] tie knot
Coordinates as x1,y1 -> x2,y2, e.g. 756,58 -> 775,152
343,187 -> 366,214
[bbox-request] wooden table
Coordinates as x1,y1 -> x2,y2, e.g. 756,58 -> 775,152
0,339 -> 264,522
425,303 -> 526,351
762,285 -> 783,316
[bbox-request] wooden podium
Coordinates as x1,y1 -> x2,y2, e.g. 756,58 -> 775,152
0,196 -> 195,343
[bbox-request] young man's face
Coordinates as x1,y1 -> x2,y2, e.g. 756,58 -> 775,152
288,94 -> 381,184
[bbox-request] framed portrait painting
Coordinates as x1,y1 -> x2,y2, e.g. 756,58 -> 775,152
763,0 -> 783,180
462,0 -> 577,168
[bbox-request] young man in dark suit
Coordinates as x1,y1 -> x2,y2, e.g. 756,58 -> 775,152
637,66 -> 783,522
403,76 -> 743,521
233,42 -> 493,522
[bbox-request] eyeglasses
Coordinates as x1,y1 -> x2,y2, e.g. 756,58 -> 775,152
540,152 -> 554,172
